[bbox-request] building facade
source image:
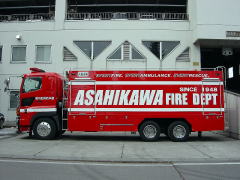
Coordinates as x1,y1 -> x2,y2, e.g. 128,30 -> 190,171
0,0 -> 240,125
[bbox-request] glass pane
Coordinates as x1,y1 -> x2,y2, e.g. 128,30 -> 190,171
23,77 -> 42,93
36,46 -> 51,62
74,41 -> 92,59
228,67 -> 234,78
142,41 -> 160,59
108,46 -> 122,60
132,47 -> 144,59
162,41 -> 180,59
93,41 -> 111,59
10,91 -> 19,109
12,46 -> 26,61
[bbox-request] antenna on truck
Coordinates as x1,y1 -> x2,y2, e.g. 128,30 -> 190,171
30,68 -> 45,73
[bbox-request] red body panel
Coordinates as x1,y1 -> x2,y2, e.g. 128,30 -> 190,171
67,70 -> 224,132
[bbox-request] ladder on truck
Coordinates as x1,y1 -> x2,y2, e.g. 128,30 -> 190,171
62,78 -> 69,130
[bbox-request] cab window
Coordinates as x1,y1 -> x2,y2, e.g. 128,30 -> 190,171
23,77 -> 42,93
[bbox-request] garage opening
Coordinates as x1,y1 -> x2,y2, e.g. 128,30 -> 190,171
201,47 -> 240,94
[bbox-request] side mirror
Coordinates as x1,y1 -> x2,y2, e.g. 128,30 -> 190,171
4,78 -> 10,92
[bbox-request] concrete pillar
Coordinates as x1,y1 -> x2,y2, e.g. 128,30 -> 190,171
55,0 -> 67,30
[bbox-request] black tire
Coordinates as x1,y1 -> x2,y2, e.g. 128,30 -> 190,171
168,121 -> 190,142
139,121 -> 160,141
55,130 -> 66,137
0,120 -> 3,129
33,118 -> 57,140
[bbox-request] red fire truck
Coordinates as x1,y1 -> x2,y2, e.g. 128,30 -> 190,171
17,68 -> 225,141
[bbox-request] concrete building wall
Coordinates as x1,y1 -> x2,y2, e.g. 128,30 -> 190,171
194,0 -> 240,40
1,0 -> 240,127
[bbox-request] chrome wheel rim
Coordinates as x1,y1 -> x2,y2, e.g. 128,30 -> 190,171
37,122 -> 51,137
143,125 -> 157,139
173,125 -> 186,139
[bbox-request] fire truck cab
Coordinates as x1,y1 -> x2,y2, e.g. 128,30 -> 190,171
17,68 -> 225,142
18,68 -> 64,138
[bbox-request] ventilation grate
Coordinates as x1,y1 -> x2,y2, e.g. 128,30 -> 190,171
176,48 -> 190,62
63,47 -> 77,61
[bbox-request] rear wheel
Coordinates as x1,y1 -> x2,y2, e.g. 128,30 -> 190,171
139,121 -> 160,141
168,121 -> 190,142
33,118 -> 56,140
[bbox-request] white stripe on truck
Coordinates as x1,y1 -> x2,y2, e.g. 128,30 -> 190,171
20,108 -> 57,113
68,108 -> 224,112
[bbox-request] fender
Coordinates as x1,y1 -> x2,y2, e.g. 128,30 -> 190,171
30,112 -> 61,131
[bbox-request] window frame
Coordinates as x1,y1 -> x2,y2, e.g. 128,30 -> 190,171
63,46 -> 77,61
142,40 -> 180,61
73,40 -> 111,60
176,47 -> 191,62
11,45 -> 27,63
35,45 -> 52,64
9,90 -> 19,110
22,77 -> 42,93
108,41 -> 146,61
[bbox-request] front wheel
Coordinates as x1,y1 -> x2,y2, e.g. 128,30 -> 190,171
139,121 -> 160,141
33,118 -> 57,140
168,121 -> 190,142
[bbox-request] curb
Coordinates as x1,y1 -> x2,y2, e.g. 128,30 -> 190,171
1,154 -> 240,164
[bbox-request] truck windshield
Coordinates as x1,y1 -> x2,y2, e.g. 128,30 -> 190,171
23,77 -> 42,93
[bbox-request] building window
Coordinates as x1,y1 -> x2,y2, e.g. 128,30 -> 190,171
10,91 -> 19,109
74,41 -> 111,60
142,41 -> 180,60
108,41 -> 145,60
36,45 -> 51,63
0,46 -> 2,63
63,47 -> 77,61
11,46 -> 26,63
176,47 -> 190,62
228,67 -> 234,79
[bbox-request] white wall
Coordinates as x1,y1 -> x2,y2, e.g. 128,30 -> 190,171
194,0 -> 240,40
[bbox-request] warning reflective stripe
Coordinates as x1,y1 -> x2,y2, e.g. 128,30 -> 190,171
20,108 -> 57,113
68,108 -> 224,112
69,81 -> 223,86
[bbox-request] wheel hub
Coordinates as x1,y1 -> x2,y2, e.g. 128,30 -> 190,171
143,125 -> 157,139
37,122 -> 51,137
173,125 -> 186,139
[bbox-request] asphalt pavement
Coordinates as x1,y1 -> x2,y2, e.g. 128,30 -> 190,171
1,159 -> 240,180
0,128 -> 240,163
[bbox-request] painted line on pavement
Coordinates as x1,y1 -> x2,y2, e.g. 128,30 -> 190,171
0,159 -> 172,167
1,159 -> 240,167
